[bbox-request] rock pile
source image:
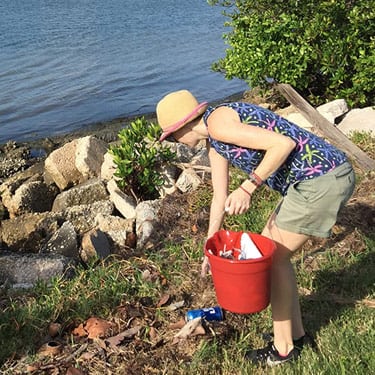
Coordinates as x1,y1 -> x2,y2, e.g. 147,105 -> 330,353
0,135 -> 209,288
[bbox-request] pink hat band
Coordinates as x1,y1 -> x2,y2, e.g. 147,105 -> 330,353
159,101 -> 208,142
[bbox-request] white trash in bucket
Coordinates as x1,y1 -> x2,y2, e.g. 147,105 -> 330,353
214,232 -> 263,260
238,233 -> 263,260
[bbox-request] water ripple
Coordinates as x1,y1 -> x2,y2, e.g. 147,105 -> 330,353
0,0 -> 247,144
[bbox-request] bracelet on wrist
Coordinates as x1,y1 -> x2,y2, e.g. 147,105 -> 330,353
248,172 -> 263,188
239,185 -> 252,197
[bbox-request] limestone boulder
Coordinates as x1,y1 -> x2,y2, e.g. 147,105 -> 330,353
100,151 -> 117,181
52,178 -> 109,212
0,161 -> 58,218
63,200 -> 114,234
136,199 -> 162,249
80,228 -> 111,264
75,136 -> 108,179
0,212 -> 63,252
5,180 -> 58,218
106,179 -> 136,219
0,143 -> 30,181
95,213 -> 135,252
44,139 -> 84,190
337,107 -> 375,135
0,252 -> 74,289
41,221 -> 79,259
317,99 -> 349,123
175,168 -> 202,193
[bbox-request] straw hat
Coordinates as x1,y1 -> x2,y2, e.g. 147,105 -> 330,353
156,90 -> 208,142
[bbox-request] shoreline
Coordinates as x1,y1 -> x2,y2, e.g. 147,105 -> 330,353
3,91 -> 246,153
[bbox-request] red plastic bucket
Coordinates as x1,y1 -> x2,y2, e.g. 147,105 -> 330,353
205,230 -> 276,314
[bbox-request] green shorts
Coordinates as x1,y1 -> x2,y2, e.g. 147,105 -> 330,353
275,162 -> 355,238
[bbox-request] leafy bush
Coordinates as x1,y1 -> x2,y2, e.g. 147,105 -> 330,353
109,117 -> 175,201
209,0 -> 375,106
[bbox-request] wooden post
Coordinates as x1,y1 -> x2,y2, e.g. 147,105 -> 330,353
275,83 -> 375,172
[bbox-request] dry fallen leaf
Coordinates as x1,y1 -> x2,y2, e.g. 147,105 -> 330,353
191,224 -> 198,233
174,317 -> 202,339
66,367 -> 84,375
157,294 -> 170,307
141,269 -> 152,281
105,326 -> 141,347
72,323 -> 87,338
169,318 -> 186,330
192,324 -> 206,336
26,364 -> 39,372
72,317 -> 112,339
149,326 -> 158,341
94,338 -> 108,350
85,317 -> 112,339
79,351 -> 96,361
165,300 -> 185,311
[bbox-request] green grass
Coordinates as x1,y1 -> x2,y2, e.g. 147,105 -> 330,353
2,200 -> 373,374
348,130 -> 375,159
0,259 -> 164,366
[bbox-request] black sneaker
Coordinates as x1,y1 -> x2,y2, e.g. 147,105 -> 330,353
262,332 -> 317,351
245,341 -> 300,367
293,333 -> 317,351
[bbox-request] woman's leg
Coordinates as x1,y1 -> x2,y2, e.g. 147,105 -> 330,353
262,213 -> 309,355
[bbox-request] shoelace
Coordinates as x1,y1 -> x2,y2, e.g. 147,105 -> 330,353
256,342 -> 276,359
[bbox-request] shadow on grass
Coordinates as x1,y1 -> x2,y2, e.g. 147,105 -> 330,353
301,246 -> 374,332
300,201 -> 375,337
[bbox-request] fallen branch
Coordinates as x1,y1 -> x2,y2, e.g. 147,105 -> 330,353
275,83 -> 375,172
175,162 -> 211,172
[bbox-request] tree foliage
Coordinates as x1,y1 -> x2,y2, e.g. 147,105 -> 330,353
209,0 -> 374,106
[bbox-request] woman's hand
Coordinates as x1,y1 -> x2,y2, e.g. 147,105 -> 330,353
201,255 -> 211,277
224,187 -> 252,215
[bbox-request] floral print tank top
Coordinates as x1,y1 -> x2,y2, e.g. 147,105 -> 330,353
203,102 -> 348,196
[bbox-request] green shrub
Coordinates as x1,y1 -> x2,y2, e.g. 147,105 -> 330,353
209,0 -> 375,106
109,117 -> 175,201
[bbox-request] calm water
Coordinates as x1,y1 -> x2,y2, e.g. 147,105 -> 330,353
0,0 -> 247,144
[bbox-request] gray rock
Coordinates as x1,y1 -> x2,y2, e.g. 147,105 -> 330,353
0,212 -> 63,252
156,164 -> 178,198
64,200 -> 114,234
0,143 -> 30,180
52,178 -> 109,212
0,200 -> 8,220
0,161 -> 47,218
317,99 -> 349,123
75,136 -> 108,179
80,229 -> 111,263
136,199 -> 162,249
337,107 -> 375,135
6,180 -> 58,217
173,142 -> 196,163
0,252 -> 74,288
106,179 -> 136,219
100,151 -> 117,181
175,168 -> 202,193
44,139 -> 84,190
41,221 -> 78,259
191,148 -> 210,167
283,112 -> 313,130
95,213 -> 135,251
